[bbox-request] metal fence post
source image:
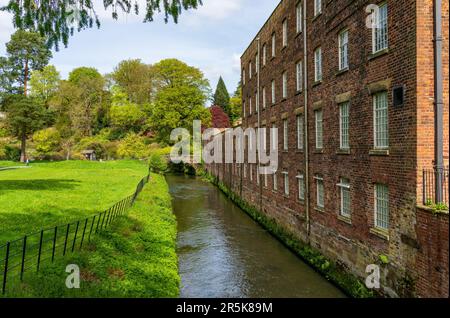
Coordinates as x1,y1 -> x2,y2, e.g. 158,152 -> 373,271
80,219 -> 88,249
423,169 -> 426,205
89,215 -> 96,241
100,211 -> 107,230
63,224 -> 70,256
72,221 -> 80,253
95,213 -> 102,233
2,242 -> 10,294
52,226 -> 57,262
37,230 -> 44,271
20,236 -> 27,281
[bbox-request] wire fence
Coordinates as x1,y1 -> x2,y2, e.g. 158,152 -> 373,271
423,167 -> 449,208
0,174 -> 150,295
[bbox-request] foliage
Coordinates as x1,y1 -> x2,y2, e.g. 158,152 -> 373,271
0,144 -> 20,161
149,153 -> 168,174
33,127 -> 61,156
76,135 -> 113,160
229,81 -> 243,123
210,105 -> 231,128
117,133 -> 149,159
109,87 -> 146,135
379,254 -> 389,265
4,30 -> 52,95
30,65 -> 61,102
213,76 -> 231,117
111,59 -> 154,104
1,0 -> 203,50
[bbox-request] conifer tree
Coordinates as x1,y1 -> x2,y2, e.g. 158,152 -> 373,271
213,76 -> 231,117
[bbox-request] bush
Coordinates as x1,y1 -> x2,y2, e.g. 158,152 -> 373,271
33,128 -> 61,156
149,153 -> 168,174
117,133 -> 149,159
76,135 -> 110,160
0,144 -> 21,161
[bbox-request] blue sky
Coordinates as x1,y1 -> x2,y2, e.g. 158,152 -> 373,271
0,0 -> 279,95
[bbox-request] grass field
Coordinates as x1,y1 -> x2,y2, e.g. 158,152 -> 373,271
0,160 -> 149,243
6,174 -> 179,298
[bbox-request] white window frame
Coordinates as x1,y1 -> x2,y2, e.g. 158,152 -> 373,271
282,71 -> 288,99
282,19 -> 288,47
374,183 -> 389,230
255,54 -> 259,74
315,175 -> 324,208
314,0 -> 322,17
314,47 -> 322,82
271,80 -> 276,104
296,2 -> 302,33
249,164 -> 253,181
273,172 -> 278,191
243,69 -> 246,85
315,109 -> 323,150
264,172 -> 268,188
249,96 -> 252,115
297,174 -> 305,201
339,102 -> 350,150
255,92 -> 259,113
272,124 -> 277,150
283,119 -> 288,151
272,33 -> 276,57
262,86 -> 266,109
296,61 -> 303,92
243,100 -> 246,118
249,61 -> 252,79
373,91 -> 389,149
338,178 -> 351,218
297,114 -> 304,150
263,44 -> 267,66
339,29 -> 349,70
372,3 -> 388,53
282,172 -> 289,196
243,164 -> 247,178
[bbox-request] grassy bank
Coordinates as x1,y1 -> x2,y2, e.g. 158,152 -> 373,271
5,174 -> 179,298
200,170 -> 374,298
0,160 -> 148,242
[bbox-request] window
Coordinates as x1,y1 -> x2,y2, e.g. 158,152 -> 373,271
262,86 -> 266,109
314,0 -> 322,17
249,96 -> 253,115
273,172 -> 278,191
338,178 -> 351,217
264,172 -> 268,188
372,3 -> 388,53
255,92 -> 259,113
315,175 -> 324,208
282,71 -> 288,99
283,119 -> 288,151
244,164 -> 247,178
339,102 -> 350,149
255,54 -> 259,74
315,109 -> 323,150
272,33 -> 276,57
243,69 -> 246,85
263,44 -> 267,66
375,184 -> 389,230
250,164 -> 253,181
283,172 -> 289,196
314,47 -> 322,82
257,168 -> 260,185
373,91 -> 389,149
296,61 -> 303,92
249,61 -> 252,79
297,114 -> 304,150
282,19 -> 288,47
297,174 -> 305,200
339,29 -> 349,70
296,2 -> 302,33
272,124 -> 277,150
261,126 -> 267,152
243,100 -> 246,117
271,80 -> 276,104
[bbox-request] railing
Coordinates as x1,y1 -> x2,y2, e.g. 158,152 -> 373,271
423,167 -> 449,208
0,174 -> 150,295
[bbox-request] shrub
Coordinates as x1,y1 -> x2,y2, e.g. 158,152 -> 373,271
117,133 -> 149,159
149,153 -> 168,174
1,144 -> 21,161
33,128 -> 61,156
76,135 -> 110,160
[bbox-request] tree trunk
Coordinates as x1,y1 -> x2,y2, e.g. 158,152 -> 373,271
20,132 -> 27,163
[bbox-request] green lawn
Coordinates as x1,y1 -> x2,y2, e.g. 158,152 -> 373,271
6,174 -> 179,298
0,160 -> 149,243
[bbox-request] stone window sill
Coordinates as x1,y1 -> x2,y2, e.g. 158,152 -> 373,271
338,215 -> 352,225
314,149 -> 324,154
336,68 -> 349,77
368,48 -> 389,61
296,149 -> 304,154
315,206 -> 325,213
370,227 -> 390,241
312,80 -> 322,87
370,149 -> 390,156
312,12 -> 322,22
295,90 -> 303,95
336,148 -> 351,155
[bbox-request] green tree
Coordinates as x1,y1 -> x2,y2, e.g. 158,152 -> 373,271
2,0 -> 203,49
112,59 -> 154,104
213,76 -> 231,117
2,95 -> 49,162
5,30 -> 52,96
117,133 -> 149,159
30,65 -> 61,102
33,127 -> 61,156
110,87 -> 145,135
229,81 -> 243,123
0,57 -> 15,99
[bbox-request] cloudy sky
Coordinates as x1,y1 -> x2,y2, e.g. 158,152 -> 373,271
0,0 -> 279,94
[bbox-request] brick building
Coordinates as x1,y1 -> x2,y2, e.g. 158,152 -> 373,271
205,0 -> 448,297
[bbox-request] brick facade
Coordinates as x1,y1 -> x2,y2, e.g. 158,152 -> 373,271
205,0 -> 448,297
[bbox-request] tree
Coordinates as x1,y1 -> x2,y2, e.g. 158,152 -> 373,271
1,0 -> 203,49
210,105 -> 231,128
33,127 -> 61,156
117,133 -> 149,159
0,57 -> 15,99
2,95 -> 49,162
5,30 -> 52,96
112,59 -> 154,104
109,87 -> 145,134
30,65 -> 61,102
229,81 -> 243,123
213,76 -> 231,117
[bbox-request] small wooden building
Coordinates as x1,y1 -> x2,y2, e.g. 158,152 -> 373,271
82,150 -> 96,161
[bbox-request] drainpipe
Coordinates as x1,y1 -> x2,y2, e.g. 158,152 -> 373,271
303,0 -> 311,236
433,0 -> 444,203
257,37 -> 263,211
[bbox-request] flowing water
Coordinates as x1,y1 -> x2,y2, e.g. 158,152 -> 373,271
167,175 -> 346,298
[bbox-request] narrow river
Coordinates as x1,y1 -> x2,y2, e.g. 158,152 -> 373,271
167,175 -> 345,298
